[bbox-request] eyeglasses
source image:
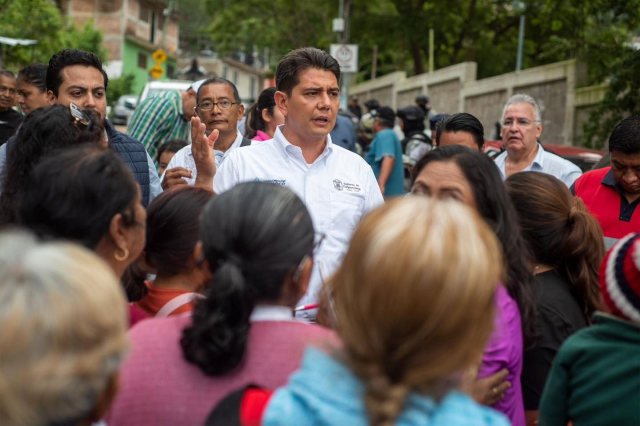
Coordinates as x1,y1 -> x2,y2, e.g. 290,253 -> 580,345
502,118 -> 539,128
197,100 -> 236,111
292,233 -> 326,283
69,102 -> 90,126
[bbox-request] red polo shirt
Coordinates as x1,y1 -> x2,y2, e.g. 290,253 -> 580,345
572,167 -> 640,247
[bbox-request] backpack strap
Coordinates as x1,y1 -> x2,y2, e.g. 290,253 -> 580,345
155,292 -> 203,318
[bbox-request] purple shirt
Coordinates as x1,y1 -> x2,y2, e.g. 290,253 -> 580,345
478,285 -> 525,425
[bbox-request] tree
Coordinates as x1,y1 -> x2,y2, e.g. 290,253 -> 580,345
0,0 -> 107,71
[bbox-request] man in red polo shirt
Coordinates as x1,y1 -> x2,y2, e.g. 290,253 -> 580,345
572,116 -> 640,248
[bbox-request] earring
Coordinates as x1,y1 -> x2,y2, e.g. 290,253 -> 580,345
114,247 -> 129,262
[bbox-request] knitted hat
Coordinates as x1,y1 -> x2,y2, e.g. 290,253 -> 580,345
599,233 -> 640,324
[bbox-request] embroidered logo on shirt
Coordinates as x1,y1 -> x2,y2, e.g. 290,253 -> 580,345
254,177 -> 286,186
333,179 -> 361,193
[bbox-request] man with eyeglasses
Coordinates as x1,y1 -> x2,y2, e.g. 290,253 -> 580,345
162,77 -> 251,188
0,70 -> 23,146
494,94 -> 581,187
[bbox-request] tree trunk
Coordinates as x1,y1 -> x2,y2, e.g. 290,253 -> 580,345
410,40 -> 424,75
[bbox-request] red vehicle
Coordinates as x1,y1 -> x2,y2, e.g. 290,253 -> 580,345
484,141 -> 604,172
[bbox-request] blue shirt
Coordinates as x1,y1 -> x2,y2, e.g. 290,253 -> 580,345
263,347 -> 510,426
329,114 -> 357,152
494,143 -> 582,187
365,128 -> 405,197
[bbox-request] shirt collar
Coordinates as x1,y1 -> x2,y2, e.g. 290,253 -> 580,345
530,142 -> 545,169
273,125 -> 334,163
601,167 -> 617,187
249,304 -> 296,322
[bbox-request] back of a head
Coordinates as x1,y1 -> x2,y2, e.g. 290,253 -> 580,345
0,232 -> 128,426
331,197 -> 502,425
411,145 -> 536,346
435,112 -> 485,149
18,63 -> 48,93
182,182 -> 315,375
246,87 -> 277,139
506,172 -> 605,317
17,145 -> 139,250
145,186 -> 214,278
275,47 -> 340,96
608,115 -> 640,155
47,49 -> 108,97
0,104 -> 104,226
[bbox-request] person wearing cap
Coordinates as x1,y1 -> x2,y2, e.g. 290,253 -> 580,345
397,105 -> 431,167
162,77 -> 251,189
572,116 -> 640,249
365,106 -> 405,197
538,232 -> 640,426
127,79 -> 204,162
348,95 -> 362,119
416,93 -> 438,124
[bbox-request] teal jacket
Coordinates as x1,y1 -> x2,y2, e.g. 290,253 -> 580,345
263,347 -> 510,426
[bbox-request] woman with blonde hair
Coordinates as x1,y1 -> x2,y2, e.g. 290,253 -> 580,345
208,197 -> 510,426
0,232 -> 129,426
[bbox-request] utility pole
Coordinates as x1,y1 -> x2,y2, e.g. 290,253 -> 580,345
161,0 -> 177,49
516,11 -> 526,71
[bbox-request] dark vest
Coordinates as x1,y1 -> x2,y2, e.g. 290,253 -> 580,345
105,120 -> 151,207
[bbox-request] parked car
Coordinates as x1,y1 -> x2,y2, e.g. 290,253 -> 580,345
112,95 -> 138,125
138,80 -> 193,104
483,140 -> 604,172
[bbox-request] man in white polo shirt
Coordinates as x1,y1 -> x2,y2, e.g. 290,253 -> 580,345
191,47 -> 384,318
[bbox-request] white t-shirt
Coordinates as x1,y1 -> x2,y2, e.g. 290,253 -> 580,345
163,131 -> 247,185
214,125 -> 384,316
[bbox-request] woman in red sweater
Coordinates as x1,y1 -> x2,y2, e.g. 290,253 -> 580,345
107,182 -> 337,426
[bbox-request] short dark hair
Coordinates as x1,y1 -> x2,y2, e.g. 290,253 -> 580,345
197,77 -> 240,104
17,146 -> 139,250
411,145 -> 536,348
18,63 -> 48,93
275,47 -> 340,96
158,139 -> 188,158
46,49 -> 108,97
0,69 -> 15,79
435,113 -> 485,149
608,115 -> 640,155
181,182 -> 314,376
0,105 -> 104,225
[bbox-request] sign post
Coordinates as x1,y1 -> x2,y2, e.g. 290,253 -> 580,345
330,44 -> 358,110
150,48 -> 167,80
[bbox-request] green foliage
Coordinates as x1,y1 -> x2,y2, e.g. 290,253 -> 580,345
108,73 -> 136,117
0,0 -> 107,72
581,47 -> 640,149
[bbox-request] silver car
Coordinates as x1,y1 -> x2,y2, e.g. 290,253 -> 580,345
112,95 -> 138,125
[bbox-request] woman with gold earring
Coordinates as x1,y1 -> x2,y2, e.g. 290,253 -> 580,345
16,145 -> 148,326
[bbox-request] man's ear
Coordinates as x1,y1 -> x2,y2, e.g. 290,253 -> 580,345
46,90 -> 57,105
237,103 -> 245,120
275,90 -> 288,118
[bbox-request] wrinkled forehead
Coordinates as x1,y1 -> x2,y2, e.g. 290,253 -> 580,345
59,65 -> 105,89
503,102 -> 536,120
0,74 -> 17,87
610,150 -> 640,167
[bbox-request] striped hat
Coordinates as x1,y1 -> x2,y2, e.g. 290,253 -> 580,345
600,233 -> 640,324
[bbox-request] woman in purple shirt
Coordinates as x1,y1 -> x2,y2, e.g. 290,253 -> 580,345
411,145 -> 536,425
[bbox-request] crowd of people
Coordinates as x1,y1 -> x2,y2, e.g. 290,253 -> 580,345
0,45 -> 638,426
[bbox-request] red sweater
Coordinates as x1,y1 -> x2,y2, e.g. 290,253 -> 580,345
573,167 -> 640,242
106,316 -> 338,426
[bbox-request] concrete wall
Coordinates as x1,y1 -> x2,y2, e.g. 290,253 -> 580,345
349,59 -> 601,146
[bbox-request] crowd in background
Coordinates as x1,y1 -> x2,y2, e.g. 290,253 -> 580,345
0,46 -> 638,426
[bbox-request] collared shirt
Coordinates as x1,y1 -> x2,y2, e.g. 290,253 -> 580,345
249,305 -> 298,322
163,131 -> 246,185
572,167 -> 640,248
127,90 -> 191,162
365,128 -> 405,197
214,125 -> 384,315
494,143 -> 582,187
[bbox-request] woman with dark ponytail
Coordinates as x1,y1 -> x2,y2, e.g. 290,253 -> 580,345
506,171 -> 606,425
245,87 -> 284,141
107,182 -> 336,426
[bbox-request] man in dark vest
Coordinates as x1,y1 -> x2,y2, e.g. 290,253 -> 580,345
44,49 -> 160,206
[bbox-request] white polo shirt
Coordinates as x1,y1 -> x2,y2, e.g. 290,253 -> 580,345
163,131 -> 246,185
215,126 -> 384,315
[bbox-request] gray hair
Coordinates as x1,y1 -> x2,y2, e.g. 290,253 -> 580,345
0,231 -> 129,426
502,94 -> 541,123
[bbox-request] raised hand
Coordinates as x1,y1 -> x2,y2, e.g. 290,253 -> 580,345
191,116 -> 218,190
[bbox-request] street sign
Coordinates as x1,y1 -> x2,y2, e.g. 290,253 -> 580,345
152,48 -> 167,64
330,44 -> 358,73
149,65 -> 164,79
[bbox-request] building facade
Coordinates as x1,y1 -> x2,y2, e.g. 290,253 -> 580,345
59,0 -> 180,95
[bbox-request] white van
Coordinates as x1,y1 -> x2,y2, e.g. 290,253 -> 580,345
138,80 -> 193,103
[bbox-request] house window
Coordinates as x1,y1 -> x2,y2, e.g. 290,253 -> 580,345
250,77 -> 256,101
138,53 -> 148,69
167,64 -> 175,78
233,70 -> 238,85
139,5 -> 151,22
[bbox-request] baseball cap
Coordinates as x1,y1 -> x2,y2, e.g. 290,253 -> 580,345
397,105 -> 425,122
359,113 -> 375,140
375,106 -> 396,123
416,94 -> 430,103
